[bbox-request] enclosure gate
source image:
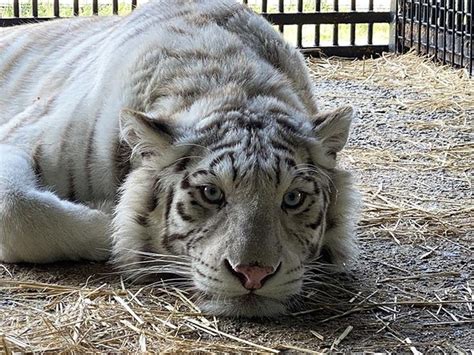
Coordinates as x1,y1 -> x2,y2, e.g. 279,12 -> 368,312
394,0 -> 473,76
0,0 -> 473,75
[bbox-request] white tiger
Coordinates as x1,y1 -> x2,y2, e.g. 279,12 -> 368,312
0,0 -> 359,316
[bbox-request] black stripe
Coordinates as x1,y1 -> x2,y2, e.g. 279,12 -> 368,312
301,200 -> 316,214
306,212 -> 323,230
286,264 -> 303,275
151,179 -> 162,211
326,218 -> 337,231
115,141 -> 131,184
209,151 -> 234,170
176,201 -> 194,222
292,232 -> 310,247
67,169 -> 78,202
228,151 -> 237,181
186,228 -> 209,250
313,181 -> 321,195
276,118 -> 301,135
209,140 -> 241,151
166,229 -> 195,243
181,176 -> 191,189
32,143 -> 43,183
209,152 -> 226,169
61,120 -> 77,202
195,267 -> 222,283
191,169 -> 210,178
270,138 -> 294,153
190,199 -> 207,209
175,157 -> 190,172
273,155 -> 281,186
165,188 -> 175,222
134,214 -> 149,227
197,118 -> 225,133
276,127 -> 299,147
285,158 -> 296,169
85,116 -> 98,197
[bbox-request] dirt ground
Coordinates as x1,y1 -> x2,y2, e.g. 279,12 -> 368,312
1,53 -> 473,353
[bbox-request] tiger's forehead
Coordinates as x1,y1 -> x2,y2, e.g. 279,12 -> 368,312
190,105 -> 315,145
176,108 -> 323,188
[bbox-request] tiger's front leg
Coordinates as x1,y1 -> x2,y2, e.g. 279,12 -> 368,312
0,144 -> 112,263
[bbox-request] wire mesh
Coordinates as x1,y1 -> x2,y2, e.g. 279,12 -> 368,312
395,0 -> 473,76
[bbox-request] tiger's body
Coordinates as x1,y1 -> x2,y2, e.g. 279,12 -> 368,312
0,0 -> 359,316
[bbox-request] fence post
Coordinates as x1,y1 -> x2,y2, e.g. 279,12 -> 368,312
389,0 -> 399,52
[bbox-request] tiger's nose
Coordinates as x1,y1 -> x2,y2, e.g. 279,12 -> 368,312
226,260 -> 279,290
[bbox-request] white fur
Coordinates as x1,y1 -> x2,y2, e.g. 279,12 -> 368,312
0,0 -> 359,317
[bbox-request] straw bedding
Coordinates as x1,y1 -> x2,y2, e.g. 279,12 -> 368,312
1,52 -> 472,353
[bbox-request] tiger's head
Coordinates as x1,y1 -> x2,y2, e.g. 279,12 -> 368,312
113,95 -> 358,317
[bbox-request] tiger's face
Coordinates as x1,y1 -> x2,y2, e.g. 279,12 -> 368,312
113,103 -> 355,317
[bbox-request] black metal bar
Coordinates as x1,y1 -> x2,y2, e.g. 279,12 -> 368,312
13,0 -> 19,17
368,0 -> 374,44
451,0 -> 456,65
392,0 -> 400,52
417,0 -> 422,53
131,0 -> 137,11
434,0 -> 439,60
447,0 -> 453,28
456,0 -> 462,32
402,0 -> 407,52
426,0 -> 430,54
297,0 -> 303,48
314,0 -> 321,46
442,0 -> 447,63
350,0 -> 356,45
262,11 -> 392,25
410,0 -> 415,47
459,0 -> 465,67
32,0 -> 38,18
74,0 -> 79,16
113,0 -> 119,15
333,0 -> 339,46
262,0 -> 268,13
54,0 -> 60,17
278,0 -> 284,33
470,0 -> 473,76
93,0 -> 98,15
301,45 -> 389,57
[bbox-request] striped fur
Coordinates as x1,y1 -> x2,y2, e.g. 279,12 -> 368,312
0,0 -> 359,317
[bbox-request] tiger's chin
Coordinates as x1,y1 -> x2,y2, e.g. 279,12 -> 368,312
198,293 -> 288,318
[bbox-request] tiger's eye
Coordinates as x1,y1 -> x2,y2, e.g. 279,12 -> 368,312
201,185 -> 224,204
282,190 -> 305,209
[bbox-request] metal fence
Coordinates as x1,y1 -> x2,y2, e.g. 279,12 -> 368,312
394,0 -> 473,76
0,0 -> 473,74
0,0 -> 392,58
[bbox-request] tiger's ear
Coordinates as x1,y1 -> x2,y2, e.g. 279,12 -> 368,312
119,109 -> 175,156
311,106 -> 354,169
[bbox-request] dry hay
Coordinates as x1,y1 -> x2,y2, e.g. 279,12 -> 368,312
1,52 -> 473,353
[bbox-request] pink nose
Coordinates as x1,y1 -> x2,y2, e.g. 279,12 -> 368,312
232,264 -> 277,290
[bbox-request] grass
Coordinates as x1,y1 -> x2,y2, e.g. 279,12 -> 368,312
0,2 -> 390,46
